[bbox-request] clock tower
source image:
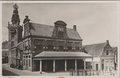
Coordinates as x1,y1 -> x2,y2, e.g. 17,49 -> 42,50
8,4 -> 23,66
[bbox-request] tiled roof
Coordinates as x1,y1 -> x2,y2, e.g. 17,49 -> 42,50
83,43 -> 106,57
34,51 -> 92,58
29,22 -> 82,40
112,47 -> 117,52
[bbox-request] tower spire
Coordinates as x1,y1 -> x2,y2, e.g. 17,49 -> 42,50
11,4 -> 20,25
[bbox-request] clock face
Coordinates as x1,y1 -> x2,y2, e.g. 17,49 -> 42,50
58,27 -> 64,31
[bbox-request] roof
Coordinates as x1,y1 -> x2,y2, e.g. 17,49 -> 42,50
29,22 -> 81,40
112,47 -> 117,52
83,42 -> 107,57
34,51 -> 92,58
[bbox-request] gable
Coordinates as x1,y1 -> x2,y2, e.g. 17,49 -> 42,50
101,45 -> 114,57
83,43 -> 106,57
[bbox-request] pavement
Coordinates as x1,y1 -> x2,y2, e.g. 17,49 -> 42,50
2,64 -> 118,76
2,64 -> 70,76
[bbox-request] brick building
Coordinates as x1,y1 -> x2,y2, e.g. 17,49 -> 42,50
8,4 -> 92,72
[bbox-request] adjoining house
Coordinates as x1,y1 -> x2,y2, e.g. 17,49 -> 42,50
112,47 -> 118,70
83,40 -> 116,72
8,4 -> 92,72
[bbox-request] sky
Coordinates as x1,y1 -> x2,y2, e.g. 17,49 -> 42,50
2,2 -> 119,46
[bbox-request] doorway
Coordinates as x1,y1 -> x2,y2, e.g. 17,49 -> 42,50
67,59 -> 75,71
42,60 -> 53,72
56,60 -> 65,72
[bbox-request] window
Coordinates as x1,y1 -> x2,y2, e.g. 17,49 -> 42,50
96,64 -> 98,71
67,46 -> 72,51
25,46 -> 29,50
58,27 -> 64,31
47,40 -> 53,45
11,34 -> 15,39
75,47 -> 79,50
24,59 -> 25,65
29,55 -> 30,58
36,45 -> 43,50
102,64 -> 104,70
11,41 -> 14,47
26,56 -> 28,58
58,31 -> 64,38
106,50 -> 109,55
59,46 -> 64,51
29,59 -> 31,67
47,45 -> 53,51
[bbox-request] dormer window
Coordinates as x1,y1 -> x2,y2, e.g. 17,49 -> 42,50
53,20 -> 68,39
58,31 -> 64,38
58,27 -> 64,32
106,50 -> 109,55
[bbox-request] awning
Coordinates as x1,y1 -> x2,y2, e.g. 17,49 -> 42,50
34,51 -> 92,59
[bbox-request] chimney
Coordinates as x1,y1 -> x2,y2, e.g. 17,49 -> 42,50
73,25 -> 77,31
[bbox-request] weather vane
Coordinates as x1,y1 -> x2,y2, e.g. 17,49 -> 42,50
13,4 -> 18,9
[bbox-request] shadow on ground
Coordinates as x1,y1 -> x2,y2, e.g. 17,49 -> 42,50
2,68 -> 19,76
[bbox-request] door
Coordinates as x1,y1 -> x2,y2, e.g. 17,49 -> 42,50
96,64 -> 98,71
26,60 -> 28,69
